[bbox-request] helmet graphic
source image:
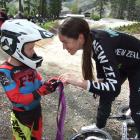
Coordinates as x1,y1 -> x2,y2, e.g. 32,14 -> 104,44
0,19 -> 54,69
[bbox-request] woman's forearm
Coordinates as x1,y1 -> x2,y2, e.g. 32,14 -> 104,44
59,73 -> 88,90
72,79 -> 88,90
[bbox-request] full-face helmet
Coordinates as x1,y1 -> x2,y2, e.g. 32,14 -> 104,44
0,19 -> 54,69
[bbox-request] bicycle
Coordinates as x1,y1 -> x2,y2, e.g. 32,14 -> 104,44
70,105 -> 139,140
109,105 -> 139,140
70,128 -> 112,140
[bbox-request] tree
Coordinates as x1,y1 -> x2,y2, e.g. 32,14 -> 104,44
0,0 -> 12,9
127,0 -> 136,20
117,0 -> 128,19
95,0 -> 108,19
133,0 -> 140,21
24,0 -> 30,15
49,0 -> 62,20
110,0 -> 127,19
39,0 -> 47,18
110,0 -> 118,18
19,0 -> 24,12
69,0 -> 78,14
24,0 -> 39,17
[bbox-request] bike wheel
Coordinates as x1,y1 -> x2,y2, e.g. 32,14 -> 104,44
70,129 -> 112,140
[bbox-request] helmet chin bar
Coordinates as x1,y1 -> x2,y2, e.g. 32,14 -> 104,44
20,57 -> 43,69
36,59 -> 43,68
12,51 -> 43,69
30,53 -> 43,68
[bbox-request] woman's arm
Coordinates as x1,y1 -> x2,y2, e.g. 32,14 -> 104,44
59,73 -> 88,89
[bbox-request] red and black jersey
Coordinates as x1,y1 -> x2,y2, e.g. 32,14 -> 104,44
0,62 -> 42,111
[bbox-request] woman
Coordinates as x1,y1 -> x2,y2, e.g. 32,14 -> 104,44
58,17 -> 140,138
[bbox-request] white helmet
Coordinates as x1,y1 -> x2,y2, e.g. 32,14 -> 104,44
0,19 -> 54,69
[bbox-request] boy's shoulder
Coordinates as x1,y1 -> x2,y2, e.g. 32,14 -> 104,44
0,62 -> 14,71
0,62 -> 13,86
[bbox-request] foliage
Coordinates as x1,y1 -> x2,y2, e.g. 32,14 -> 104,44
69,0 -> 78,14
110,0 -> 140,21
0,0 -> 13,8
7,3 -> 17,16
95,0 -> 108,19
127,0 -> 136,21
133,0 -> 140,21
49,0 -> 62,19
90,13 -> 100,21
41,20 -> 59,31
2,0 -> 140,22
1,0 -> 62,21
115,22 -> 140,34
24,0 -> 39,16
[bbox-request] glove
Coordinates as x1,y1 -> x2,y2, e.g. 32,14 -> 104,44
38,81 -> 59,95
38,83 -> 51,95
33,77 -> 62,99
47,77 -> 62,92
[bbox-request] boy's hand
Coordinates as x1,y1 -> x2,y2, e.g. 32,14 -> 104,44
45,79 -> 59,93
39,77 -> 61,94
33,77 -> 62,99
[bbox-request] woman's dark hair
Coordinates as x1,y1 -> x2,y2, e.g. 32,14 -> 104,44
58,17 -> 94,80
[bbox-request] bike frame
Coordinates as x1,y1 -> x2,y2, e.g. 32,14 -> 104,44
121,120 -> 138,140
110,104 -> 138,140
122,121 -> 128,140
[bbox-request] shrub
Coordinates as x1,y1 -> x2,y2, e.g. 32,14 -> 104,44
115,22 -> 140,34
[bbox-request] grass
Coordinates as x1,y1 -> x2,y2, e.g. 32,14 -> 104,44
41,20 -> 59,31
40,19 -> 140,35
115,22 -> 140,34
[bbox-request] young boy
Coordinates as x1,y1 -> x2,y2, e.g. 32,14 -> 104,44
0,19 -> 58,140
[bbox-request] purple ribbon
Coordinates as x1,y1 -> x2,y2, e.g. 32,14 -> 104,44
55,83 -> 66,140
45,82 -> 66,140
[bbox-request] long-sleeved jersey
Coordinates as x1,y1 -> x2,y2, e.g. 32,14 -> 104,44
0,62 -> 43,111
88,29 -> 140,96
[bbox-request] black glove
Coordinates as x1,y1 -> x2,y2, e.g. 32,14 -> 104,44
46,78 -> 61,92
33,79 -> 60,100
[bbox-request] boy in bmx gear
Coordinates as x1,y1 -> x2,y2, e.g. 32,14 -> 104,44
0,19 -> 58,140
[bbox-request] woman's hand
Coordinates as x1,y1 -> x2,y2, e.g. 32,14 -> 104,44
59,73 -> 88,90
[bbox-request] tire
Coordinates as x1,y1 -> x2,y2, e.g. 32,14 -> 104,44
70,129 -> 112,140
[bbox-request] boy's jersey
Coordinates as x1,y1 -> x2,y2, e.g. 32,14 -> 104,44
0,62 -> 42,111
88,29 -> 140,95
